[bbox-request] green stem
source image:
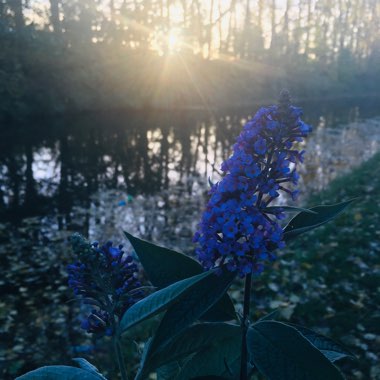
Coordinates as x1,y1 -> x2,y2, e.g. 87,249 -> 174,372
114,335 -> 128,380
240,272 -> 252,380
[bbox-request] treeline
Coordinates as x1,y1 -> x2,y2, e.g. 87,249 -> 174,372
1,0 -> 380,122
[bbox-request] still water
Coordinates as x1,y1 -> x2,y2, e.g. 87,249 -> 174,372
1,98 -> 380,378
1,98 -> 380,233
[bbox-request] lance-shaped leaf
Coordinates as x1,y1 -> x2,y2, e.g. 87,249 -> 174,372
247,321 -> 344,380
174,325 -> 242,380
135,270 -> 237,380
120,270 -> 212,333
138,323 -> 240,378
124,231 -> 200,286
156,359 -> 190,380
72,358 -> 107,380
283,199 -> 357,241
283,323 -> 356,362
264,206 -> 317,214
257,309 -> 279,322
123,231 -> 236,321
16,366 -> 105,380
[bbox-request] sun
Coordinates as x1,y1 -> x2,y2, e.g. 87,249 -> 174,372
167,29 -> 181,53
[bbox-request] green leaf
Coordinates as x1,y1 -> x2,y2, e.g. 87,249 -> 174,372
152,269 -> 236,347
139,323 -> 240,377
283,199 -> 357,241
16,366 -> 105,380
264,206 -> 317,214
120,270 -> 212,333
174,324 -> 242,380
124,231 -> 201,287
123,231 -> 236,321
72,358 -> 107,379
258,309 -> 279,321
157,362 -> 182,380
157,359 -> 190,380
136,271 -> 237,380
283,323 -> 355,362
247,321 -> 345,380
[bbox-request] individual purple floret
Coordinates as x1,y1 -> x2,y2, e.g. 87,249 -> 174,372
67,234 -> 145,336
194,91 -> 312,277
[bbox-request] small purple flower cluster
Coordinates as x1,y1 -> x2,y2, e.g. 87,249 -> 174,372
67,234 -> 144,336
194,92 -> 311,277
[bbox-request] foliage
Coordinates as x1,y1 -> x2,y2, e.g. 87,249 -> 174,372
282,152 -> 380,379
249,150 -> 380,379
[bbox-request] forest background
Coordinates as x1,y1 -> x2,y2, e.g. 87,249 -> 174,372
1,0 -> 380,121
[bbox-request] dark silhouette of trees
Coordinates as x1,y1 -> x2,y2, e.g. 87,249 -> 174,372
0,0 -> 378,118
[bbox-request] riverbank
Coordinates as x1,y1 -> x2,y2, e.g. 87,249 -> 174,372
254,150 -> 380,379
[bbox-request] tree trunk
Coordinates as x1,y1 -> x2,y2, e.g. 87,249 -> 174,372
207,0 -> 215,59
10,0 -> 24,32
49,0 -> 61,35
269,0 -> 276,50
304,0 -> 312,56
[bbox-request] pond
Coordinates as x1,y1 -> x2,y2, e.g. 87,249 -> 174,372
1,97 -> 380,227
1,97 -> 380,378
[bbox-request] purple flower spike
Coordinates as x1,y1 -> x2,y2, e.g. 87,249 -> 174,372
194,91 -> 311,277
68,234 -> 145,336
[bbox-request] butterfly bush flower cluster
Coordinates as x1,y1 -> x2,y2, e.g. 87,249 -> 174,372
194,92 -> 312,276
67,233 -> 144,336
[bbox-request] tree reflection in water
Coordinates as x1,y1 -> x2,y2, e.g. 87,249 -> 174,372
2,100 -> 380,227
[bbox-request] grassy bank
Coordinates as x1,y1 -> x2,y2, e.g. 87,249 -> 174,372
254,151 -> 380,379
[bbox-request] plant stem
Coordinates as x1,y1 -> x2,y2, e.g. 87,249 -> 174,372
240,272 -> 252,380
114,335 -> 128,380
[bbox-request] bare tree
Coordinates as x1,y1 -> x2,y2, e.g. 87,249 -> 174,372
49,0 -> 61,35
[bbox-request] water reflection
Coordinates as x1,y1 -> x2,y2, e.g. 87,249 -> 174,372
2,102 -> 380,242
1,100 -> 380,228
302,116 -> 380,192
